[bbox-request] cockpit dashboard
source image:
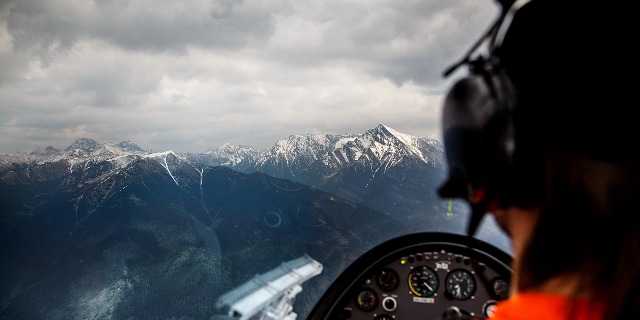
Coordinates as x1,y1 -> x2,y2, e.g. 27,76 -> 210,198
308,232 -> 512,320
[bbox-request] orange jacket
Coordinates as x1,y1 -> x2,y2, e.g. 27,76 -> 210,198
489,292 -> 604,320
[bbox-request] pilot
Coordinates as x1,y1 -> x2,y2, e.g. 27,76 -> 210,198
437,0 -> 639,319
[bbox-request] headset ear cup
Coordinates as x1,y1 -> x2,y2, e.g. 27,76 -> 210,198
439,75 -> 493,199
439,59 -> 516,235
487,61 -> 517,166
438,0 -> 527,238
439,66 -> 514,196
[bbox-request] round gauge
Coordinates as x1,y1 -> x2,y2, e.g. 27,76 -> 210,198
408,265 -> 439,297
355,288 -> 378,311
445,269 -> 476,300
484,301 -> 498,318
490,277 -> 509,300
376,268 -> 400,292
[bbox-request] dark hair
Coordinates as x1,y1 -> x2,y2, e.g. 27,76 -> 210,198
518,151 -> 640,319
495,0 -> 640,318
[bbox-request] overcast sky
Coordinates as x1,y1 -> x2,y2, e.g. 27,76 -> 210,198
0,0 -> 499,153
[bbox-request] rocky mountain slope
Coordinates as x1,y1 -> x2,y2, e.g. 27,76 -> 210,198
0,124 -> 476,319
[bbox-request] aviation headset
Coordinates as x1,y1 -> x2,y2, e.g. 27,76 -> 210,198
437,0 -> 532,237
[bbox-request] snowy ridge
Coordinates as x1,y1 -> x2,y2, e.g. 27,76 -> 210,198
0,139 -> 198,189
319,123 -> 443,169
65,137 -> 100,152
144,150 -> 203,186
0,138 -> 148,166
203,143 -> 260,166
144,150 -> 181,159
0,125 -> 446,225
1,125 -> 445,180
381,124 -> 413,145
257,133 -> 347,165
250,123 -> 441,170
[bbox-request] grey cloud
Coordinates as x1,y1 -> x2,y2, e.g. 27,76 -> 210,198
5,0 -> 280,54
260,0 -> 499,86
3,0 -> 497,86
0,0 -> 502,153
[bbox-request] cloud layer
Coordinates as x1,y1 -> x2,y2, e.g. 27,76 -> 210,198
0,0 -> 498,152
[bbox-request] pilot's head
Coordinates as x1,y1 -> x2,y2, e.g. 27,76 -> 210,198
437,0 -> 635,237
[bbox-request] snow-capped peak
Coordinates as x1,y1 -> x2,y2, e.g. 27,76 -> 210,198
206,143 -> 258,155
115,140 -> 145,152
65,138 -> 101,152
29,146 -> 61,156
269,134 -> 333,158
144,150 -> 181,159
377,124 -> 414,146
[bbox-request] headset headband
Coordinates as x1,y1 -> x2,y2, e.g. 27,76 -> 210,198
443,0 -> 531,78
492,0 -> 531,49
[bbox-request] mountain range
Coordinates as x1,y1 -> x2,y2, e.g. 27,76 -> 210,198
1,124 -> 452,229
0,124 -> 477,319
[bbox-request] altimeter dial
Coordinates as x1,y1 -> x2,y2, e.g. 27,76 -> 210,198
445,269 -> 476,300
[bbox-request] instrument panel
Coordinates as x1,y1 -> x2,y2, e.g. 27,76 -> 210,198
308,232 -> 512,320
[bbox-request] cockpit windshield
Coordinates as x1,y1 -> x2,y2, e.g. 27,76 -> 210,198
0,1 -> 508,319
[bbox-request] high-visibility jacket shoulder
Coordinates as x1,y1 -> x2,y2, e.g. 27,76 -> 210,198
489,292 -> 604,320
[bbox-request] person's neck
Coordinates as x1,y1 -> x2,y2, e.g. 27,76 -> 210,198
504,206 -> 540,296
506,206 -> 593,299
